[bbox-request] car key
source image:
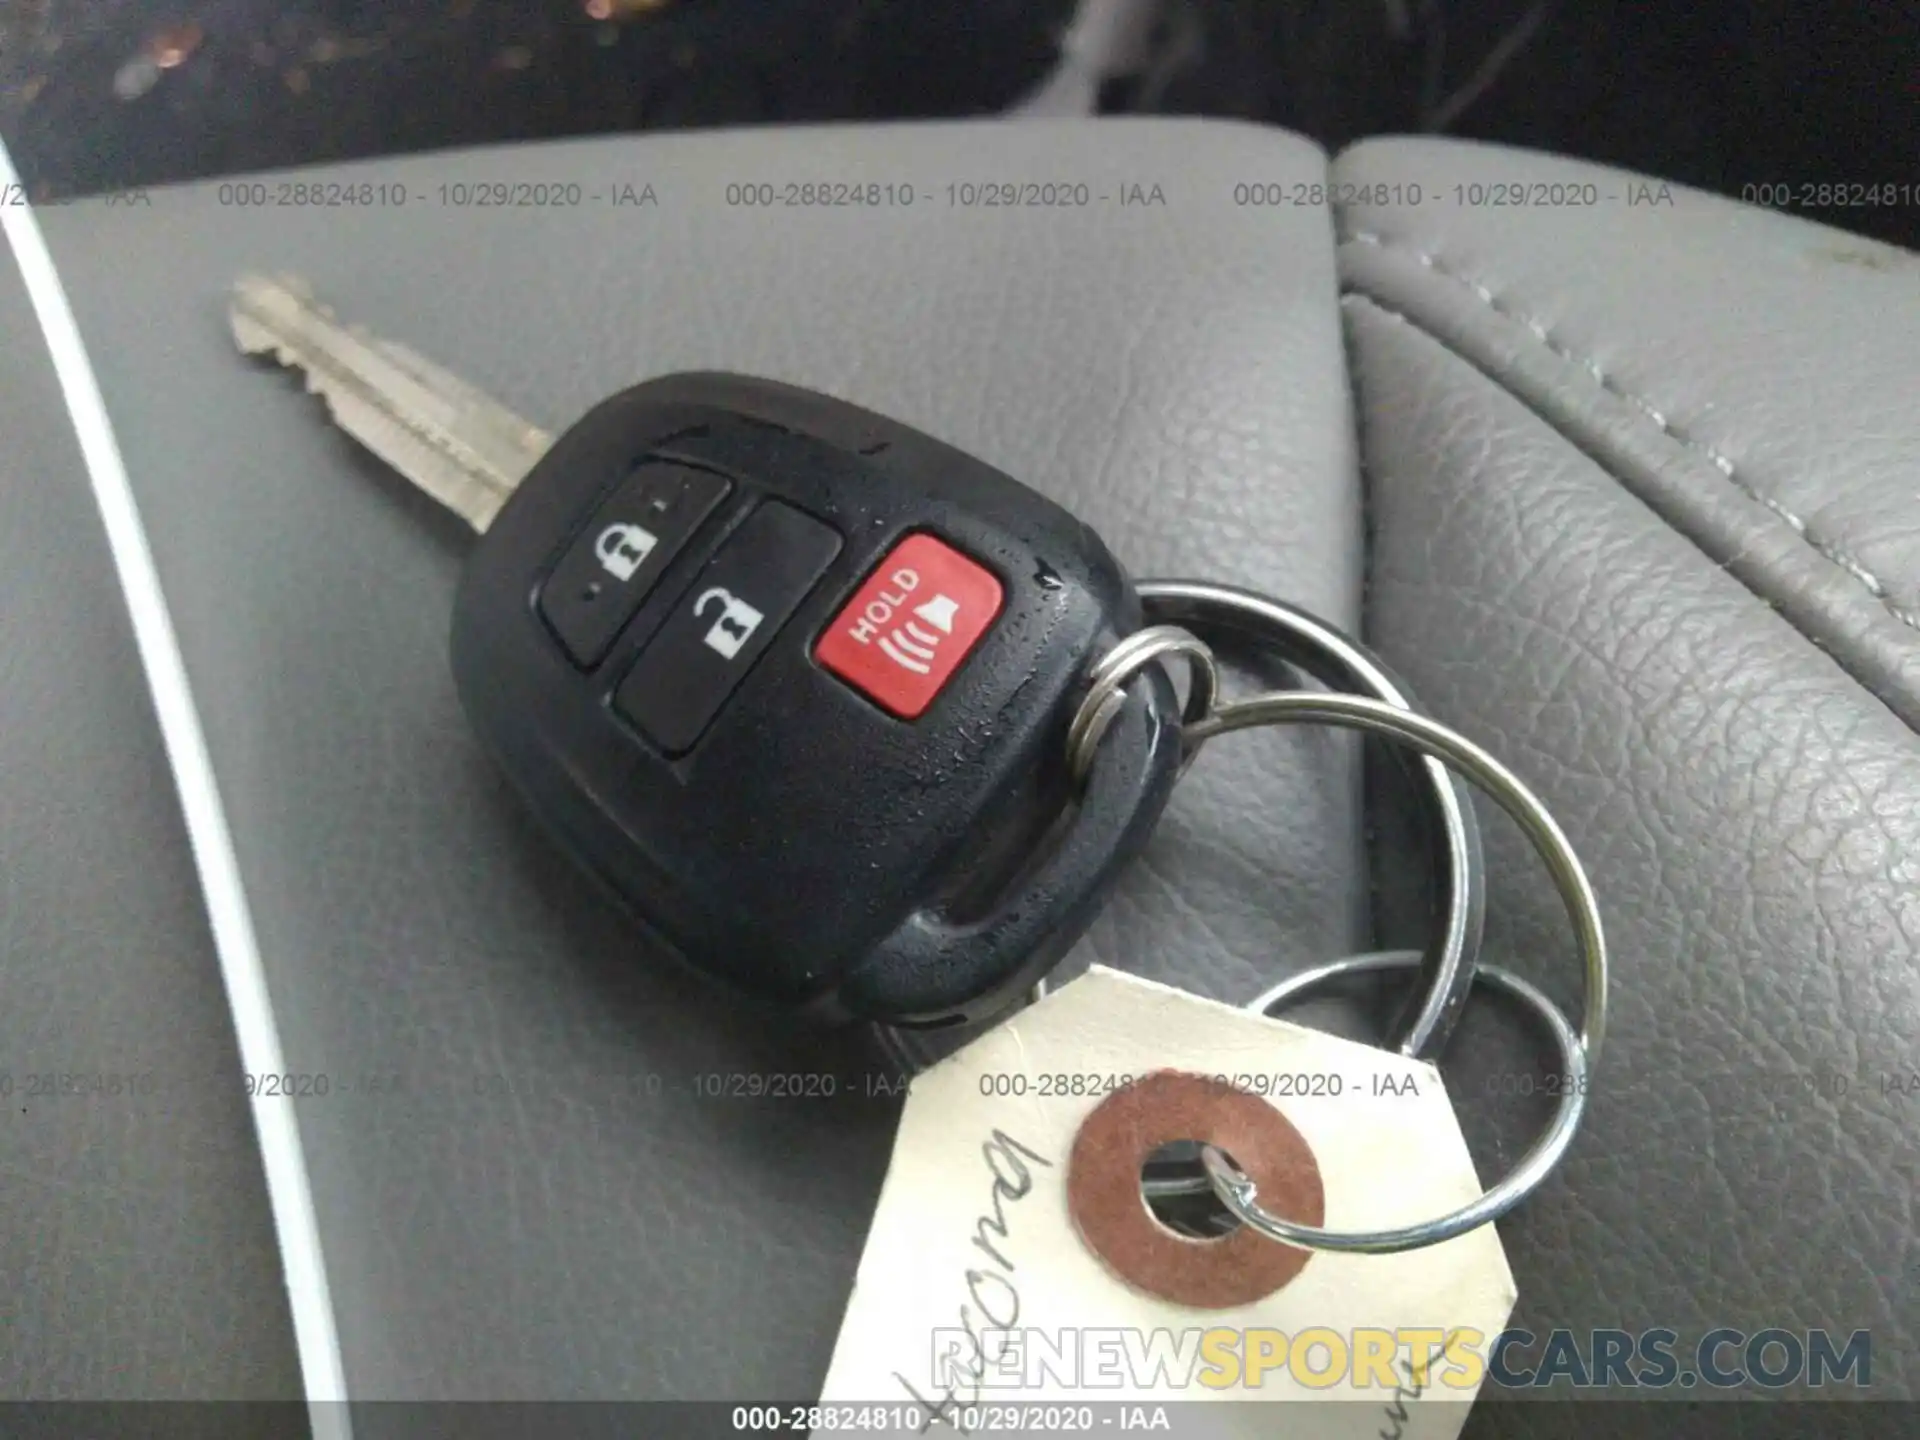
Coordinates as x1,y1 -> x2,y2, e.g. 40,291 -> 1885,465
231,274 -> 1185,1027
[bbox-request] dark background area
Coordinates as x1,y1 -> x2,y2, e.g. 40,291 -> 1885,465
1,0 -> 1917,249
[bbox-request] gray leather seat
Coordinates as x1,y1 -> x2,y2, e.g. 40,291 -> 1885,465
4,118 -> 1915,1432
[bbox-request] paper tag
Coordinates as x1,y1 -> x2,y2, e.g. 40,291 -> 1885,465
821,967 -> 1515,1439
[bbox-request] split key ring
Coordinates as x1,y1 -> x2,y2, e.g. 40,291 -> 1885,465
1071,580 -> 1488,1063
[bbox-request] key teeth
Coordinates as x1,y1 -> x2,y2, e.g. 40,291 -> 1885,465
228,274 -> 367,380
224,267 -> 548,527
228,271 -> 349,349
233,270 -> 315,305
228,276 -> 297,359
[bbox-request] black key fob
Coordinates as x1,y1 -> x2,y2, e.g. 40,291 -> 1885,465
451,373 -> 1182,1026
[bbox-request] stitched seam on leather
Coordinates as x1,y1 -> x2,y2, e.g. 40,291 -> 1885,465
1341,228 -> 1920,633
1339,292 -> 1388,956
1341,288 -> 1920,740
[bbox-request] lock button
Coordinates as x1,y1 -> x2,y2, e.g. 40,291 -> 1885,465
615,501 -> 842,755
538,460 -> 733,669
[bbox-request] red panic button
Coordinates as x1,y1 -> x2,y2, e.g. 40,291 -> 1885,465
814,533 -> 1005,719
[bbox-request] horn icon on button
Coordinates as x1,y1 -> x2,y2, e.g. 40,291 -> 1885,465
913,594 -> 960,632
879,592 -> 964,672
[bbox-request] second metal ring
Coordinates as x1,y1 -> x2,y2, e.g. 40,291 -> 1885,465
1188,691 -> 1607,1253
1070,581 -> 1488,1061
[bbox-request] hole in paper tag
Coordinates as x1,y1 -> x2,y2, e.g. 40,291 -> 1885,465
1069,1069 -> 1325,1309
1140,1140 -> 1243,1237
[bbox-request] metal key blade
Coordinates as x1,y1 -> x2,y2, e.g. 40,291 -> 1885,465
229,273 -> 552,532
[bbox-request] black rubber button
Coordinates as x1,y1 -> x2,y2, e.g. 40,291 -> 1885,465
615,501 -> 842,754
537,461 -> 731,669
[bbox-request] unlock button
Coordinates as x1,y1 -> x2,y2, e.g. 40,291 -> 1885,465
616,502 -> 841,755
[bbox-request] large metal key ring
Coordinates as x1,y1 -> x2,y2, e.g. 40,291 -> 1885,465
1185,691 -> 1607,1254
1076,580 -> 1487,1061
